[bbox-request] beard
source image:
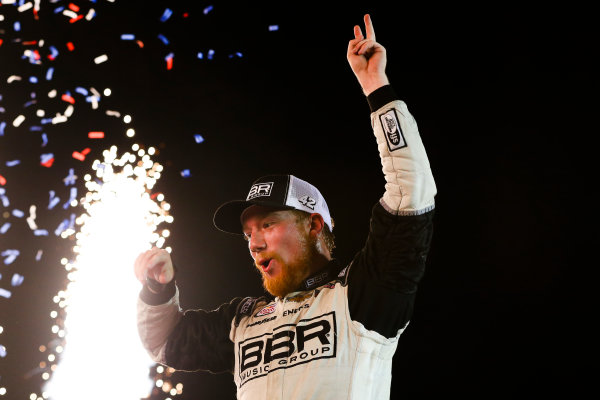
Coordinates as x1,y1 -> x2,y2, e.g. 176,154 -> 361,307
257,234 -> 317,298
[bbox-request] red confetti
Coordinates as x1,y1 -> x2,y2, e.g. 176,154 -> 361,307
183,12 -> 189,18
69,15 -> 84,24
22,41 -> 37,46
66,42 -> 75,51
72,148 -> 90,161
135,40 -> 144,48
166,57 -> 173,70
88,132 -> 104,139
41,157 -> 55,168
61,94 -> 75,104
0,174 -> 6,186
68,3 -> 80,12
150,192 -> 162,199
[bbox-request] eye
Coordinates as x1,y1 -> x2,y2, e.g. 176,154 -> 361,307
263,221 -> 274,229
243,233 -> 251,241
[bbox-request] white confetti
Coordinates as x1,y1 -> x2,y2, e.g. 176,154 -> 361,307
17,2 -> 32,12
13,115 -> 25,127
94,54 -> 108,64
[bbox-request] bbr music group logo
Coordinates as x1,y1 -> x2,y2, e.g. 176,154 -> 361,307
237,312 -> 337,387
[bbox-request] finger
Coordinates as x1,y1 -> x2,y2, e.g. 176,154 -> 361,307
355,39 -> 375,55
353,24 -> 364,40
134,250 -> 151,282
135,248 -> 157,282
347,38 -> 364,56
135,247 -> 161,282
364,14 -> 376,41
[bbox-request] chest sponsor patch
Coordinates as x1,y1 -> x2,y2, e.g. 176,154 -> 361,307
254,303 -> 276,317
379,108 -> 407,152
237,311 -> 337,387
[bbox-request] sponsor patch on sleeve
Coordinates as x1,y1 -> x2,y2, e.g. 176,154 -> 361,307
379,108 -> 407,152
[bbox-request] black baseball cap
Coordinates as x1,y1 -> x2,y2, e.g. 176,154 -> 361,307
213,174 -> 333,234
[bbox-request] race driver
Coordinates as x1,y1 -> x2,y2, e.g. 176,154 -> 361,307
134,14 -> 437,399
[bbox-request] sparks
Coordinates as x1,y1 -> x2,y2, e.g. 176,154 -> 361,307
43,144 -> 174,400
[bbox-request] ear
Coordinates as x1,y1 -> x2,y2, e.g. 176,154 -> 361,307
308,213 -> 325,238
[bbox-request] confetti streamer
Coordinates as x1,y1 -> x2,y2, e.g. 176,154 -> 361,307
93,54 -> 108,64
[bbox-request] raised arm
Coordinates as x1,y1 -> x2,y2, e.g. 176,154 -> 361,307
345,15 -> 437,338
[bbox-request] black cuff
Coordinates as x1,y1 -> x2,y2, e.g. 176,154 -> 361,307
366,85 -> 399,112
140,279 -> 177,305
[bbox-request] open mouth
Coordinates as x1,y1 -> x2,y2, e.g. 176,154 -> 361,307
258,258 -> 272,272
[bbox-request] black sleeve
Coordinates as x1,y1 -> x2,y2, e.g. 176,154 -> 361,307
163,297 -> 246,374
347,202 -> 434,338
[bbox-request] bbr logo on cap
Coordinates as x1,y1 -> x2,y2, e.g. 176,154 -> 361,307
246,182 -> 274,200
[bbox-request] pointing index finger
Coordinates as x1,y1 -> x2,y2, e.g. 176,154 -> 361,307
364,14 -> 376,41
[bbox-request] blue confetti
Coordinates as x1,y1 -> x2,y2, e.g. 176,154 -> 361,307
11,274 -> 24,287
165,52 -> 174,61
64,168 -> 77,185
54,6 -> 65,13
54,218 -> 68,236
40,153 -> 54,164
34,230 -> 49,237
75,87 -> 88,96
120,34 -> 135,40
48,190 -> 60,210
1,249 -> 20,265
49,46 -> 59,59
0,223 -> 10,234
0,289 -> 10,299
63,187 -> 77,209
197,52 -> 204,59
5,160 -> 20,167
14,21 -> 21,32
0,191 -> 9,207
269,25 -> 279,31
208,49 -> 215,60
29,126 -> 42,131
204,5 -> 214,14
157,34 -> 169,45
29,76 -> 38,83
46,67 -> 54,80
160,8 -> 173,22
194,134 -> 205,143
41,118 -> 53,125
12,209 -> 24,218
0,121 -> 5,136
181,169 -> 191,178
42,133 -> 48,146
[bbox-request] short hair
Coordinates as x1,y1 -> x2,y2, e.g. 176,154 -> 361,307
290,210 -> 336,255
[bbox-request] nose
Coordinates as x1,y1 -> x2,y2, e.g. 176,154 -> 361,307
248,231 -> 266,254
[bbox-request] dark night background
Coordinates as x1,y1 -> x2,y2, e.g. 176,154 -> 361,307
0,0 -> 593,398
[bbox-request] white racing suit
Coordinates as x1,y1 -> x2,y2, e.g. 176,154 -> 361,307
137,85 -> 437,399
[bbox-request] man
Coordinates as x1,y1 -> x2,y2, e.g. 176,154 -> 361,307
135,14 -> 436,399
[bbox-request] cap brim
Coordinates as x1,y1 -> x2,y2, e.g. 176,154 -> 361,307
213,199 -> 295,234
